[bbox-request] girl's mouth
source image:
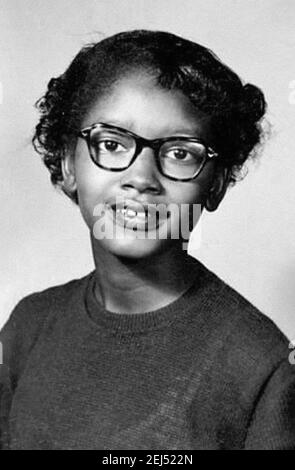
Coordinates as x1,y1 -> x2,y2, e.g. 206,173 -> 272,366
108,202 -> 170,232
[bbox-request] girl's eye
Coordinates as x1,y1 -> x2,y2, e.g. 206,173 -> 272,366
166,148 -> 194,161
98,140 -> 125,153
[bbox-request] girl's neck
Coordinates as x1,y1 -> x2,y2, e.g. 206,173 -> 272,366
91,238 -> 199,314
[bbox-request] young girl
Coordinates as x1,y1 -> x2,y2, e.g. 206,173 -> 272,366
1,30 -> 295,450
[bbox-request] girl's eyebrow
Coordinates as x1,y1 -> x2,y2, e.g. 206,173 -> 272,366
90,118 -> 135,130
92,118 -> 205,138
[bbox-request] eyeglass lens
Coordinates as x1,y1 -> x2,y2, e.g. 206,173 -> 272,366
88,127 -> 207,179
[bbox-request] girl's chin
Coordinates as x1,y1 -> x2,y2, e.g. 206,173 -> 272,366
93,236 -> 182,260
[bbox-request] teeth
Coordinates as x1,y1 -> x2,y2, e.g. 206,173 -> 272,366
135,212 -> 147,220
126,209 -> 137,217
115,208 -> 149,219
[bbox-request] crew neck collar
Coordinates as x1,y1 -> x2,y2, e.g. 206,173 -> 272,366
84,263 -> 205,335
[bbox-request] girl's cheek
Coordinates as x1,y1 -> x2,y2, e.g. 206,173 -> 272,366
168,184 -> 204,205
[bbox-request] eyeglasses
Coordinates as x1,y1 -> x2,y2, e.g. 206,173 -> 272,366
78,122 -> 219,182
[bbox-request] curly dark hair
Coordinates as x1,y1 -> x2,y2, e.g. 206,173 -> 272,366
33,30 -> 267,204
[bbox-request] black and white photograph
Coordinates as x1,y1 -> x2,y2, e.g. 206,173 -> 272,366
1,0 -> 295,452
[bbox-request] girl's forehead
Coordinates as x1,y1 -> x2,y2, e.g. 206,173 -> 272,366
83,74 -> 211,139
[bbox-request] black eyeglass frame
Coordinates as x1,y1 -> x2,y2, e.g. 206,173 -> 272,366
78,122 -> 219,182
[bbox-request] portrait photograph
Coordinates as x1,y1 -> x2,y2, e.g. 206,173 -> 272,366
1,0 -> 295,452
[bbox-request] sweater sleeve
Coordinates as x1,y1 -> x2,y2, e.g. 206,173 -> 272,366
244,358 -> 295,450
0,301 -> 22,450
0,315 -> 14,450
0,295 -> 50,449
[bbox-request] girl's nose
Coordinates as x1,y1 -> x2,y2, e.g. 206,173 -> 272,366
120,148 -> 162,194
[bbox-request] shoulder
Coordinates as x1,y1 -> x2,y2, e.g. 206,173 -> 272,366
0,272 -> 93,375
189,260 -> 290,369
5,271 -> 93,329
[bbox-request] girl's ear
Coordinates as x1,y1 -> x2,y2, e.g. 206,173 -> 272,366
205,166 -> 230,212
61,153 -> 77,196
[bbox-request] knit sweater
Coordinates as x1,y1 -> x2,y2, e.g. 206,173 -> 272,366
1,261 -> 295,450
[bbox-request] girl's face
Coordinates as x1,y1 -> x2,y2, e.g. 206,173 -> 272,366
68,73 -> 218,259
